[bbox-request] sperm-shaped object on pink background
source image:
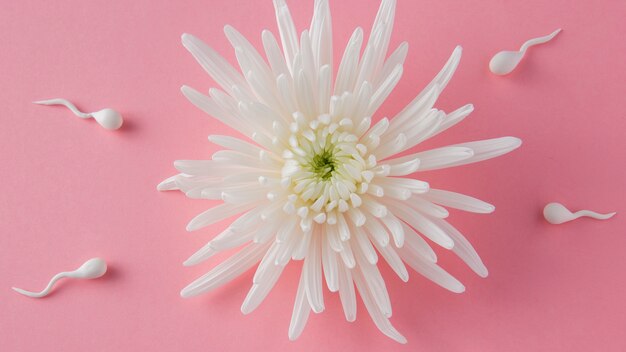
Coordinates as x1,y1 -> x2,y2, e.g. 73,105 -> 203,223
543,202 -> 616,225
12,258 -> 108,298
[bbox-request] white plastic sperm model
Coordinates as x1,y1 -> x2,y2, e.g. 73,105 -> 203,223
543,202 -> 616,225
34,98 -> 123,130
12,257 -> 108,298
489,29 -> 562,75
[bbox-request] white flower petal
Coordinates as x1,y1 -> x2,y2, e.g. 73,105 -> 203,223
428,103 -> 474,139
273,0 -> 299,73
241,264 -> 285,314
367,0 -> 396,79
317,65 -> 332,114
309,0 -> 333,70
304,230 -> 325,313
423,188 -> 495,214
398,244 -> 465,293
373,41 -> 408,88
387,146 -> 474,171
387,158 -> 420,176
242,244 -> 286,314
367,64 -> 403,116
352,266 -> 407,344
208,135 -> 265,158
186,201 -> 260,231
180,242 -> 270,298
211,226 -> 257,251
413,45 -> 462,106
322,231 -> 339,292
181,86 -> 250,136
224,25 -> 274,84
156,175 -> 179,191
334,27 -> 363,95
376,177 -> 429,194
337,260 -> 357,322
370,236 -> 409,282
363,218 -> 390,247
262,30 -> 290,78
394,110 -> 444,155
384,200 -> 454,249
181,33 -> 250,97
387,83 -> 440,138
431,218 -> 488,278
406,196 -> 449,218
401,222 -> 437,262
353,244 -> 391,318
447,136 -> 522,167
183,242 -> 219,267
353,224 -> 378,265
292,228 -> 312,260
288,269 -> 312,341
339,240 -> 356,268
378,212 -> 405,248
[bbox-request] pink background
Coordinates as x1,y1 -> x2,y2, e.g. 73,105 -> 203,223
1,0 -> 625,351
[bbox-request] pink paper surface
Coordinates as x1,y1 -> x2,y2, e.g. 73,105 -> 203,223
1,0 -> 625,351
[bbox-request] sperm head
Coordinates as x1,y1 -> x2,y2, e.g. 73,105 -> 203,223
76,258 -> 108,279
489,51 -> 523,76
92,109 -> 123,130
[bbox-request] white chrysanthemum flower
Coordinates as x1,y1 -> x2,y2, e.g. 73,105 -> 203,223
158,0 -> 521,343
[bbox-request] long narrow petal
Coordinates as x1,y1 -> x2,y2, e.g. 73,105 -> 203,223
370,236 -> 409,282
384,200 -> 454,249
322,231 -> 339,292
181,33 -> 250,97
180,242 -> 270,297
397,244 -> 465,293
431,218 -> 488,277
374,42 -> 408,88
273,0 -> 299,73
309,0 -> 333,70
410,45 -> 462,107
401,222 -> 437,262
181,86 -> 250,136
241,264 -> 285,314
304,230 -> 324,313
337,259 -> 356,321
334,28 -> 363,95
242,244 -> 286,314
186,202 -> 260,231
447,137 -> 522,167
353,240 -> 392,317
157,175 -> 179,191
352,267 -> 407,344
288,269 -> 312,341
422,189 -> 495,214
386,146 -> 474,171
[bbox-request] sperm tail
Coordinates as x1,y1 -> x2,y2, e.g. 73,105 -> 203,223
520,28 -> 562,53
574,210 -> 616,220
12,272 -> 67,298
12,286 -> 46,298
33,98 -> 91,118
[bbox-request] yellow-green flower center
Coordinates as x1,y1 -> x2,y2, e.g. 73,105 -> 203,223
310,149 -> 336,181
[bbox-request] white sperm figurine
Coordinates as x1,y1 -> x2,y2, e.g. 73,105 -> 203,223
12,257 -> 108,298
543,202 -> 616,225
489,29 -> 562,75
34,98 -> 123,130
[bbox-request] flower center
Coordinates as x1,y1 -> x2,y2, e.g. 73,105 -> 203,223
279,113 -> 379,231
310,149 -> 336,181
